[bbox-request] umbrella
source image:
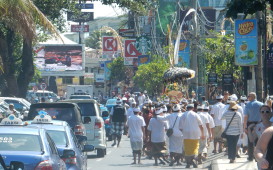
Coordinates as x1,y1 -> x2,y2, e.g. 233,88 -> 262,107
163,67 -> 195,83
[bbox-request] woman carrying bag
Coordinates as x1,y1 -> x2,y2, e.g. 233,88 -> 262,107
221,101 -> 243,163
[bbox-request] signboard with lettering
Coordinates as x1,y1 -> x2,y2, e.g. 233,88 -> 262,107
222,74 -> 233,85
75,3 -> 94,9
67,12 -> 94,22
71,25 -> 89,32
208,73 -> 217,85
235,19 -> 258,66
124,39 -> 142,58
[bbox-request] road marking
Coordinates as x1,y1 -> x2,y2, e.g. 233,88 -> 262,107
96,158 -> 103,162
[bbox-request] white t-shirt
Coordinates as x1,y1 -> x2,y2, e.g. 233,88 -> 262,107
138,95 -> 146,105
127,114 -> 146,142
210,102 -> 225,126
148,117 -> 168,143
126,107 -> 134,118
179,110 -> 203,139
198,112 -> 210,137
157,112 -> 182,137
205,112 -> 215,128
128,97 -> 135,105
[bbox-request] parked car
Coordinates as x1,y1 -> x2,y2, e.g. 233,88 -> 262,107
0,97 -> 30,119
27,115 -> 94,170
105,99 -> 117,112
64,99 -> 107,158
27,102 -> 86,139
0,115 -> 66,170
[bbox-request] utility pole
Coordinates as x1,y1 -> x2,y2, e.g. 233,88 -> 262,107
191,0 -> 198,97
78,0 -> 82,44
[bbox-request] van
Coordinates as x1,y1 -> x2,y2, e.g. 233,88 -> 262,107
26,90 -> 60,103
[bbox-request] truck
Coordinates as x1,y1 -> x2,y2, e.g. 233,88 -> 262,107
66,85 -> 93,99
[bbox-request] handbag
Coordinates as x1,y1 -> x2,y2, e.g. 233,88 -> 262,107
166,116 -> 178,137
221,112 -> 236,138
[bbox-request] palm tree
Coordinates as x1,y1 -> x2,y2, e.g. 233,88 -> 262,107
0,0 -> 60,97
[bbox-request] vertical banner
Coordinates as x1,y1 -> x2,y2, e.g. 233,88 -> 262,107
102,36 -> 118,59
176,40 -> 190,67
138,55 -> 150,66
104,61 -> 112,80
208,73 -> 217,85
235,19 -> 258,66
222,74 -> 233,93
267,43 -> 273,68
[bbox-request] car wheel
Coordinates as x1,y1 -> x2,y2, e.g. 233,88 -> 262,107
97,149 -> 105,158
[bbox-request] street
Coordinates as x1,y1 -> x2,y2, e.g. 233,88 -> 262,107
87,137 -> 226,170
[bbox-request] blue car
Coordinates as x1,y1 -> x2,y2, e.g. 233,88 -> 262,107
105,99 -> 117,112
26,115 -> 94,170
0,115 -> 66,170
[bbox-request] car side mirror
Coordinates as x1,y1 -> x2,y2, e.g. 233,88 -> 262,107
62,149 -> 75,158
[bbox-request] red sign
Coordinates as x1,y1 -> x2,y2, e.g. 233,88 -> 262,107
71,25 -> 89,32
124,39 -> 141,57
102,36 -> 118,52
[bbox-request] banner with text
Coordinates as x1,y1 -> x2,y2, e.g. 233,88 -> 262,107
235,19 -> 258,66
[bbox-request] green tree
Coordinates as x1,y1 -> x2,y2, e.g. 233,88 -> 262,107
133,58 -> 169,96
85,30 -> 113,49
109,57 -> 127,82
0,0 -> 60,97
202,33 -> 242,81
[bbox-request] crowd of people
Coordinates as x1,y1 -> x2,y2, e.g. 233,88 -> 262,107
108,91 -> 273,169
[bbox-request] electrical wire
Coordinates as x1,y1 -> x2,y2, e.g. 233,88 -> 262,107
197,0 -> 216,24
156,7 -> 167,36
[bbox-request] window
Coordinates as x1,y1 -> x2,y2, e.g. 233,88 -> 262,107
46,133 -> 58,155
47,131 -> 68,146
0,134 -> 41,151
85,67 -> 88,73
77,103 -> 96,116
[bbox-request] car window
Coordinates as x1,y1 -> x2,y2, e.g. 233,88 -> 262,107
0,134 -> 41,151
46,133 -> 58,155
5,100 -> 23,110
31,108 -> 76,124
77,103 -> 96,116
47,130 -> 68,146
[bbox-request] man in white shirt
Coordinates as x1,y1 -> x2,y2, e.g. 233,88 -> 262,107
179,104 -> 205,168
127,107 -> 146,164
196,105 -> 211,164
210,95 -> 225,153
138,92 -> 146,106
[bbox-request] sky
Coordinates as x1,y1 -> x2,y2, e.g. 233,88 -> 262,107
83,1 -> 126,19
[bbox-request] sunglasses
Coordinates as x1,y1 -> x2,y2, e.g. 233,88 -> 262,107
261,110 -> 271,114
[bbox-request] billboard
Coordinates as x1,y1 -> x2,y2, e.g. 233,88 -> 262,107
235,19 -> 258,66
71,25 -> 89,32
104,61 -> 112,80
34,45 -> 83,72
175,40 -> 190,67
67,12 -> 94,22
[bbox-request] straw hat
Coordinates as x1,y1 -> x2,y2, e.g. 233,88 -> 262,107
229,101 -> 238,110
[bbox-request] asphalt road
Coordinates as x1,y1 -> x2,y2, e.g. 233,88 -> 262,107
86,136 -> 224,170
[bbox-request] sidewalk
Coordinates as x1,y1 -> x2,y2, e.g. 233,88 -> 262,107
211,154 -> 258,170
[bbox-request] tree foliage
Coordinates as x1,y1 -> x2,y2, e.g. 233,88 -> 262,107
133,57 -> 169,96
85,30 -> 113,49
226,0 -> 271,18
202,33 -> 242,80
109,57 -> 127,82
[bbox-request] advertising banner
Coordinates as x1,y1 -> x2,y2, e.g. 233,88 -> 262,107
222,74 -> 233,85
124,39 -> 142,58
124,57 -> 138,66
138,55 -> 150,66
67,12 -> 94,22
102,36 -> 118,52
176,40 -> 190,67
95,74 -> 105,82
104,61 -> 112,80
208,73 -> 218,84
267,43 -> 273,68
136,36 -> 151,55
71,25 -> 89,32
34,45 -> 83,72
235,19 -> 258,66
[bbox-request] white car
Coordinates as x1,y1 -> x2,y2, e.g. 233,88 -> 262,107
63,99 -> 107,157
0,97 -> 30,118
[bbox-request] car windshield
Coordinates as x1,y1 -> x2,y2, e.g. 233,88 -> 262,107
31,108 -> 76,125
106,100 -> 116,105
70,96 -> 91,99
0,134 -> 41,151
77,103 -> 96,116
47,130 -> 68,146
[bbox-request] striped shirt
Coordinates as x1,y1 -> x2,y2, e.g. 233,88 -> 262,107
221,110 -> 243,135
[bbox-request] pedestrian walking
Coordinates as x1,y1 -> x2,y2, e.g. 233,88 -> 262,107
127,102 -> 136,119
179,104 -> 205,168
147,108 -> 168,166
254,105 -> 272,139
110,98 -> 127,147
127,107 -> 146,164
210,95 -> 225,153
255,125 -> 273,170
221,101 -> 243,163
243,92 -> 263,161
138,92 -> 146,106
157,104 -> 183,166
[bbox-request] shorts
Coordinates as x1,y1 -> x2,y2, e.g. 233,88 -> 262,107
213,126 -> 223,141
